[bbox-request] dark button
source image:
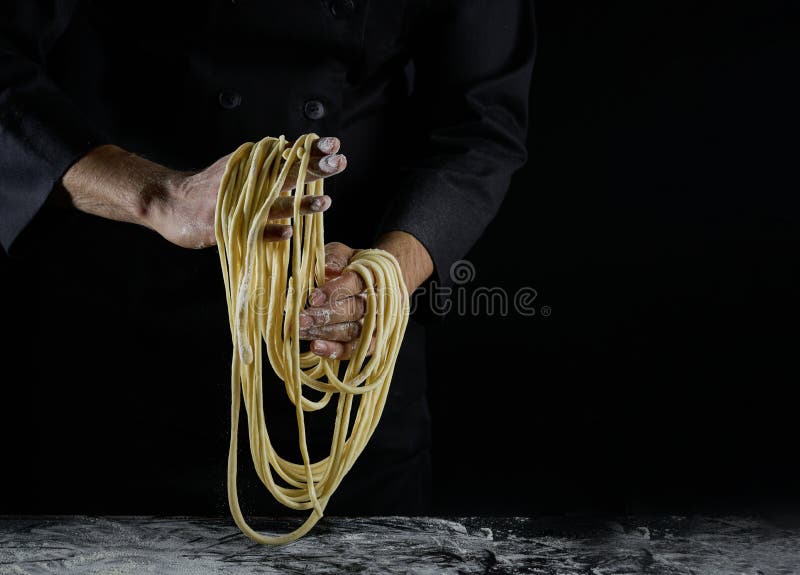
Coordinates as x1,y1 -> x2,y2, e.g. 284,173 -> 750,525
330,0 -> 355,18
218,90 -> 242,110
303,100 -> 326,120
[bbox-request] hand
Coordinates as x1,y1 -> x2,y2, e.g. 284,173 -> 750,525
299,242 -> 372,360
298,232 -> 434,360
156,137 -> 346,248
61,137 -> 347,249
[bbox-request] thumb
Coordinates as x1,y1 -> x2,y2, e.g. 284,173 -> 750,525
324,242 -> 357,278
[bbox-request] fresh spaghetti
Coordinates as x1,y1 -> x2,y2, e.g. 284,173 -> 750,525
215,134 -> 408,544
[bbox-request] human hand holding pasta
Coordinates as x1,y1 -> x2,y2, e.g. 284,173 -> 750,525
60,136 -> 346,249
299,231 -> 434,359
158,136 -> 345,248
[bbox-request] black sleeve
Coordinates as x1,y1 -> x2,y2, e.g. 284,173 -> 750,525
377,0 -> 535,286
0,1 -> 108,254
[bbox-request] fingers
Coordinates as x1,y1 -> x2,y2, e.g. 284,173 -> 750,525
297,238 -> 369,356
286,153 -> 346,187
314,137 -> 340,156
281,135 -> 347,192
216,138 -> 339,245
308,153 -> 347,179
288,136 -> 341,157
263,224 -> 293,242
310,336 -> 376,361
280,154 -> 346,193
261,195 -> 330,240
268,194 -> 332,220
324,242 -> 357,279
299,294 -> 366,331
300,320 -> 362,342
308,270 -> 366,307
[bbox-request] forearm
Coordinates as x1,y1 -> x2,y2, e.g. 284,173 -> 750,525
59,137 -> 341,250
60,144 -> 176,230
375,230 -> 434,294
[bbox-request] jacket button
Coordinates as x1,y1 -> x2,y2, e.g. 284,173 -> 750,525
330,0 -> 355,18
219,90 -> 242,110
303,100 -> 326,120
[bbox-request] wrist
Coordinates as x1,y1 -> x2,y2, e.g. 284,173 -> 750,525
61,144 -> 179,231
375,230 -> 434,295
138,167 -> 183,234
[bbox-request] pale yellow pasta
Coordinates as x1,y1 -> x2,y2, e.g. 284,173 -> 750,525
214,134 -> 409,545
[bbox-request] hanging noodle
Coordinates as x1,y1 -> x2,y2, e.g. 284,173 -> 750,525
214,133 -> 409,545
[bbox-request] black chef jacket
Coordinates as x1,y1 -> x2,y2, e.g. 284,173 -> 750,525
0,1 -> 534,515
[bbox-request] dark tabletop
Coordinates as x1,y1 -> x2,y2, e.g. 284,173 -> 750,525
1,515 -> 798,574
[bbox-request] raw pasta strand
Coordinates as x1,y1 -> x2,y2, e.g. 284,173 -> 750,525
215,134 -> 409,545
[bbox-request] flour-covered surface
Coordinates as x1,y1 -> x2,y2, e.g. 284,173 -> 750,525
0,515 -> 799,574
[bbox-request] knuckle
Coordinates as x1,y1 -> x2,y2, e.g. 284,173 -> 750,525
317,308 -> 334,325
349,272 -> 365,289
327,284 -> 348,300
354,296 -> 366,316
327,256 -> 347,270
326,241 -> 348,253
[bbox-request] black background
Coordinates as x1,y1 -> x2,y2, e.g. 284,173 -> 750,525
2,0 -> 798,518
428,0 -> 799,517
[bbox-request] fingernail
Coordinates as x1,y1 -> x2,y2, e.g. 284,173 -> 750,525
281,226 -> 293,239
319,137 -> 336,153
310,196 -> 331,212
309,289 -> 327,306
322,154 -> 342,172
299,314 -> 312,328
311,341 -> 328,356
